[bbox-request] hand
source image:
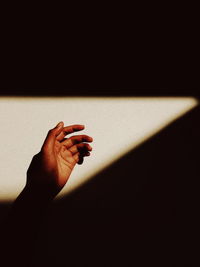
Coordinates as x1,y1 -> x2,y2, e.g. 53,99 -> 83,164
26,122 -> 93,198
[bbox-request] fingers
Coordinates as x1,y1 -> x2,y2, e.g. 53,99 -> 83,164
41,122 -> 64,153
73,151 -> 91,165
64,138 -> 93,165
78,155 -> 84,165
62,135 -> 93,148
56,125 -> 85,141
68,143 -> 92,155
41,122 -> 93,166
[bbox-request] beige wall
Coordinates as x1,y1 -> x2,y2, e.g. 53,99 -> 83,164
0,97 -> 198,202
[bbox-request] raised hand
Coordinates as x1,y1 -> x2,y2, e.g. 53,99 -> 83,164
26,122 -> 93,198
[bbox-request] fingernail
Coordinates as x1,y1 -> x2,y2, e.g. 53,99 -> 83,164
56,121 -> 63,128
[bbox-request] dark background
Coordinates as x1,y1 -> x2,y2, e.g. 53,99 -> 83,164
0,89 -> 199,265
0,11 -> 199,264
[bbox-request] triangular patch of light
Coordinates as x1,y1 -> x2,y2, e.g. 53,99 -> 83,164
0,97 -> 198,202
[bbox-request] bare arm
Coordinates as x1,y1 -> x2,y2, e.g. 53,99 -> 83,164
1,122 -> 93,265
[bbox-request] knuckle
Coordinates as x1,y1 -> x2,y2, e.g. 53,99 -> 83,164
48,129 -> 53,135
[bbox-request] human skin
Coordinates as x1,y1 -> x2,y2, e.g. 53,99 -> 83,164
26,121 -> 93,200
1,122 -> 93,265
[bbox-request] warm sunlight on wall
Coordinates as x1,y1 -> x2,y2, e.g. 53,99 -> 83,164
0,97 -> 198,202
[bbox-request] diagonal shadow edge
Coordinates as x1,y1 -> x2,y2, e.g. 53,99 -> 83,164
1,103 -> 199,267
0,104 -> 199,211
55,103 -> 200,208
56,98 -> 198,200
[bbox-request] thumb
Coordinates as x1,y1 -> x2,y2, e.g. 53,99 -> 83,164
42,122 -> 64,152
54,121 -> 64,131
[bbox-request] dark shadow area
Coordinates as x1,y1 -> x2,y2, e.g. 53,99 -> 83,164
38,105 -> 200,266
0,105 -> 199,266
0,88 -> 199,97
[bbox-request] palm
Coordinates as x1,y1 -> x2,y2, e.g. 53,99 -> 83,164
54,140 -> 76,187
27,123 -> 93,197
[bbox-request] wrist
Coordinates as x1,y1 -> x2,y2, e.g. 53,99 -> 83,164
20,184 -> 56,206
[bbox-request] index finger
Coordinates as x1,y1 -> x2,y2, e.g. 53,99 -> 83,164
62,135 -> 93,148
56,124 -> 85,141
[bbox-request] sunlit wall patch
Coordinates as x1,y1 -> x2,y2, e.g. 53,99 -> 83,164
0,97 -> 198,202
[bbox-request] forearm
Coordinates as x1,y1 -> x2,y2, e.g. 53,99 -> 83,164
1,185 -> 54,265
12,184 -> 54,215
